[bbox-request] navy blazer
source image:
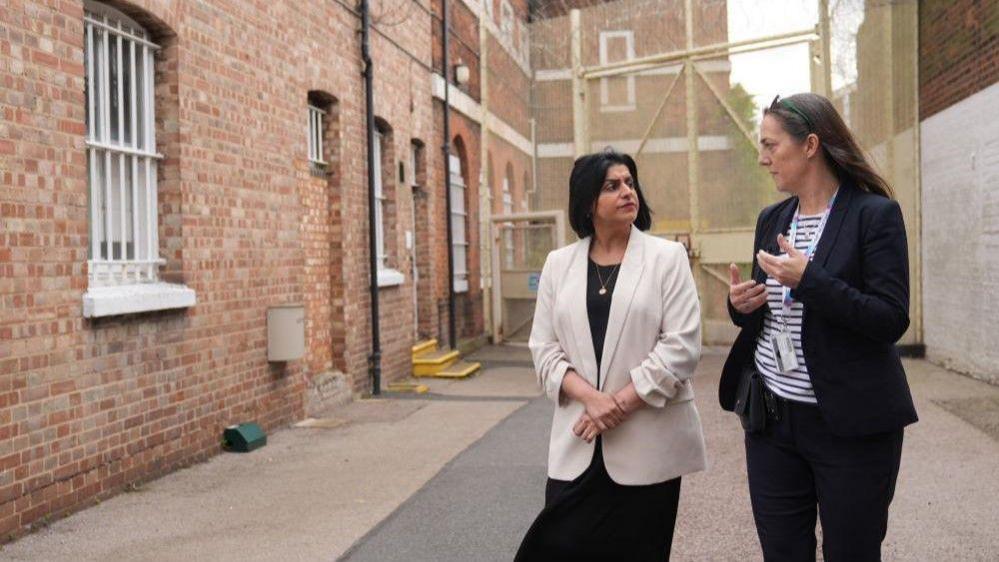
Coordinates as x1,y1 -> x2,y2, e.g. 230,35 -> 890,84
719,182 -> 918,437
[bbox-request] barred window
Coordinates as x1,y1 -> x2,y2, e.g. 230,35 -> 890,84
410,142 -> 421,188
449,154 -> 469,293
84,1 -> 162,287
374,131 -> 387,270
308,104 -> 326,166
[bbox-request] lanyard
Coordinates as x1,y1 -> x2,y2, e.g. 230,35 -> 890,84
779,190 -> 838,330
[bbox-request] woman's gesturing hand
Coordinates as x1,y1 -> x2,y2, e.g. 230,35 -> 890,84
757,234 -> 809,289
728,263 -> 767,314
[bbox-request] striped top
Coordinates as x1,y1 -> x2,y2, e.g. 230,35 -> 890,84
753,213 -> 824,404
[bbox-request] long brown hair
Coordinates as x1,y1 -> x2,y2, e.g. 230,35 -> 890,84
765,93 -> 894,199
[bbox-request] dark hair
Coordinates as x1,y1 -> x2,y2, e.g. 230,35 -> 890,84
568,149 -> 652,238
765,93 -> 894,199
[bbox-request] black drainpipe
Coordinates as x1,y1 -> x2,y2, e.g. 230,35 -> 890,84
441,0 -> 457,350
361,0 -> 381,395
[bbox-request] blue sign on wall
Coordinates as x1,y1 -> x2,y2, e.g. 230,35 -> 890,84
528,273 -> 540,293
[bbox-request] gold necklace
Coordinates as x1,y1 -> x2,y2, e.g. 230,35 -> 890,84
594,261 -> 620,296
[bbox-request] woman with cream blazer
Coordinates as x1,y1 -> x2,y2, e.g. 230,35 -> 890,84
533,226 -> 706,484
516,150 -> 705,562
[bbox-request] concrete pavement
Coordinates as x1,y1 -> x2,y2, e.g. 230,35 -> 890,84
342,352 -> 999,561
2,347 -> 998,561
0,355 -> 540,562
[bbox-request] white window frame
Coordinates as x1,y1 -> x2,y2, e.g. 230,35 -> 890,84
598,30 -> 636,113
519,21 -> 530,62
308,104 -> 326,166
502,178 -> 514,269
82,1 -> 194,317
449,154 -> 469,293
483,0 -> 494,24
374,131 -> 404,287
409,142 -> 420,188
373,131 -> 385,270
501,1 -> 514,40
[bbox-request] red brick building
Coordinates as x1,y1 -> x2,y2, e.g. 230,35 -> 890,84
431,0 -> 536,342
0,0 -> 532,538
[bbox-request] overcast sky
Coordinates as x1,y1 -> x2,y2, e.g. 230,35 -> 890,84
725,0 -> 865,126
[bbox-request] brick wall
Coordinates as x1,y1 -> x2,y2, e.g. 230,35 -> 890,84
489,134 -> 531,215
439,110 -> 485,342
0,0 -> 442,538
435,0 -> 482,102
424,0 -> 535,345
919,0 -> 999,120
486,33 -> 532,138
303,92 -> 341,379
530,0 -> 609,20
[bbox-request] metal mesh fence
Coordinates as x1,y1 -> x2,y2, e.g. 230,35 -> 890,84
526,0 -> 919,344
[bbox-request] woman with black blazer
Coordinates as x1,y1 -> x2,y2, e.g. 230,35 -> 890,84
719,93 -> 918,562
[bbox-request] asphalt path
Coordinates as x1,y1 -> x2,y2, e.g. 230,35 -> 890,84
341,353 -> 999,562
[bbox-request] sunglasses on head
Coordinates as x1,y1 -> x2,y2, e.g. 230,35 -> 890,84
770,94 -> 814,131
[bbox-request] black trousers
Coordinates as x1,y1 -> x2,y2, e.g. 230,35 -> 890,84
745,397 -> 903,562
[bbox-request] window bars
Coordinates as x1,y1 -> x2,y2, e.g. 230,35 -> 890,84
84,2 -> 162,287
373,132 -> 387,270
308,104 -> 327,166
449,154 -> 469,292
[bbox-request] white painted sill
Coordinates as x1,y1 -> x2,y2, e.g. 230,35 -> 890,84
83,282 -> 197,318
377,268 -> 405,288
599,104 -> 636,113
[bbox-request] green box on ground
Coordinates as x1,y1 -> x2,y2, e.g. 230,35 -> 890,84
223,423 -> 267,453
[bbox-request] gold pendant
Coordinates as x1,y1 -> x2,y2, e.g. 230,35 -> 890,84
598,287 -> 607,295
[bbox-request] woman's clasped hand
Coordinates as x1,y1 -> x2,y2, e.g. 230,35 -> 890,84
572,384 -> 645,442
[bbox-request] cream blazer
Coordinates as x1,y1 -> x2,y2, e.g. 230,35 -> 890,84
530,226 -> 707,485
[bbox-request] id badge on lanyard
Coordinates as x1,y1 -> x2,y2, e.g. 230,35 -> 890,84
771,191 -> 838,374
771,330 -> 799,374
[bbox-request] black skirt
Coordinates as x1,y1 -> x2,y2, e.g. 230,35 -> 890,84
515,438 -> 682,562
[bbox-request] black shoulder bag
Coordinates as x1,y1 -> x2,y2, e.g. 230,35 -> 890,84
733,367 -> 766,433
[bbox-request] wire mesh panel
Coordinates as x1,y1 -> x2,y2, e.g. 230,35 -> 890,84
529,0 -> 918,344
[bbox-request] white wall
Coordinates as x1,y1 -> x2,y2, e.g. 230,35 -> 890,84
921,81 -> 999,385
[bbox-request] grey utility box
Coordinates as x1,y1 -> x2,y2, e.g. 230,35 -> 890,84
267,304 -> 305,362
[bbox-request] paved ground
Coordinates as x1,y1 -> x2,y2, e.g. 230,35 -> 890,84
2,347 -> 998,561
0,354 -> 539,562
343,351 -> 999,562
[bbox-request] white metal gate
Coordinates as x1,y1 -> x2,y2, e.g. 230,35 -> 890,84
490,210 -> 566,344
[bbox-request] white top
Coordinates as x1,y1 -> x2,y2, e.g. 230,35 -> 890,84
753,213 -> 823,404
